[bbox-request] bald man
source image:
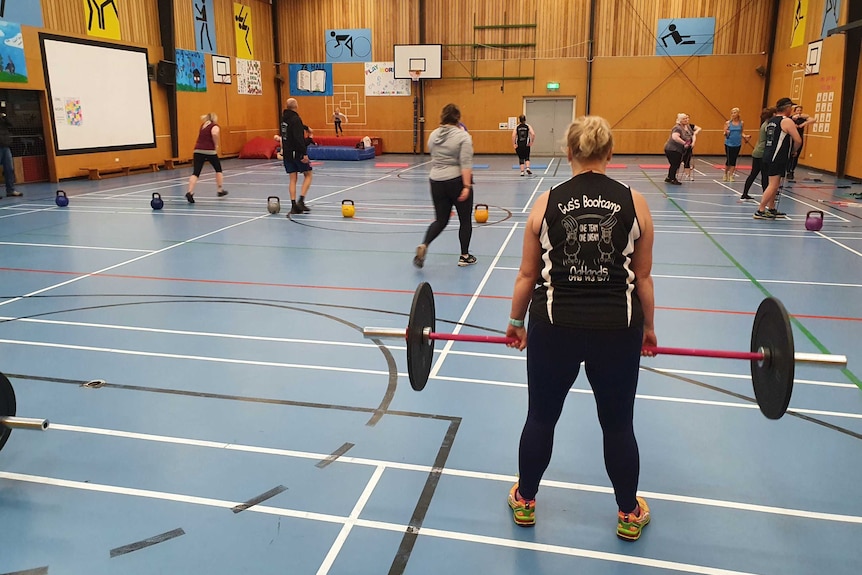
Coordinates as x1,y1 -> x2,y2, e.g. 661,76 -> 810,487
280,98 -> 313,214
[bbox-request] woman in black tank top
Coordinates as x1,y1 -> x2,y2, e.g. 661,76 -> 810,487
504,116 -> 658,541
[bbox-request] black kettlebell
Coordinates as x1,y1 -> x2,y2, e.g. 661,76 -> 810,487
55,190 -> 69,207
150,192 -> 164,210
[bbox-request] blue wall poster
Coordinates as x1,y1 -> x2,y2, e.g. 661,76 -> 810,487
0,0 -> 43,28
655,18 -> 715,56
0,21 -> 27,83
288,63 -> 333,96
176,49 -> 207,92
325,28 -> 372,63
193,0 -> 217,53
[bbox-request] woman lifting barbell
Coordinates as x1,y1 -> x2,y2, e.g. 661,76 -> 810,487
505,115 -> 657,541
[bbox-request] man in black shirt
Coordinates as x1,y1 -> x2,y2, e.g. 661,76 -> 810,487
280,98 -> 312,215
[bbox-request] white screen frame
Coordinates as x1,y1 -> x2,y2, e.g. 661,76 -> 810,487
40,34 -> 157,155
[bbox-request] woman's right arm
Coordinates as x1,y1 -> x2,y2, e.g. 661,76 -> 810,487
630,189 -> 656,355
507,192 -> 547,350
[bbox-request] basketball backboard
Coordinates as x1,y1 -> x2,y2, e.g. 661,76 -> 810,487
394,44 -> 442,79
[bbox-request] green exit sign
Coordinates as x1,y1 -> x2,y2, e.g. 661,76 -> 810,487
546,82 -> 560,90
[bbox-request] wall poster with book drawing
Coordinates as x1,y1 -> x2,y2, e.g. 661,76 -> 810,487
288,63 -> 333,96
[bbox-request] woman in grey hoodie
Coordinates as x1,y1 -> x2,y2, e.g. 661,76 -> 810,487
414,103 -> 477,268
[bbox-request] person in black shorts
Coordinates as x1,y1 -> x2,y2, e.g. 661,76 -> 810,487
512,115 -> 536,176
280,98 -> 313,215
186,113 -> 228,203
755,98 -> 802,220
506,115 -> 657,542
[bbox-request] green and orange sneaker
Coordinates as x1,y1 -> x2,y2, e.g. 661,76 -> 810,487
617,496 -> 650,541
508,483 -> 536,526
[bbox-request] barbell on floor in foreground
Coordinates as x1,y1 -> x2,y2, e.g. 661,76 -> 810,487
0,372 -> 50,453
363,282 -> 848,420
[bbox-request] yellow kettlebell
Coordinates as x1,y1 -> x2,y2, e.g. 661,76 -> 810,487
342,199 -> 355,218
474,203 -> 489,223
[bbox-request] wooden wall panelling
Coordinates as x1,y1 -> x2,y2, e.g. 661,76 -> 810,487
844,36 -> 862,179
174,0 -> 279,158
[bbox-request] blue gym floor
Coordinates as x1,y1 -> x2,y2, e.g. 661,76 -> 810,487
1,154 -> 860,575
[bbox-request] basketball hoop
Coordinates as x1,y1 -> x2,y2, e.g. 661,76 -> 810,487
409,70 -> 422,82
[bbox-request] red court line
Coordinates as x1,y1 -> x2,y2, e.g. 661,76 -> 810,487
311,161 -> 324,166
639,164 -> 670,169
2,267 -> 860,322
375,163 -> 409,168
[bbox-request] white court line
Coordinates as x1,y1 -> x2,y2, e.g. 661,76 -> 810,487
2,316 -> 854,390
0,214 -> 269,310
309,160 -> 433,204
0,242 -> 151,253
815,230 -> 862,258
21,424 -> 862,527
0,470 -> 764,575
428,172 -> 542,380
316,465 -> 385,575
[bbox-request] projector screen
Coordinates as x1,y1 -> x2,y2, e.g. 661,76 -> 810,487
40,34 -> 156,155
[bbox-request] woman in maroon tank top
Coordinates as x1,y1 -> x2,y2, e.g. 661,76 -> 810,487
186,113 -> 228,203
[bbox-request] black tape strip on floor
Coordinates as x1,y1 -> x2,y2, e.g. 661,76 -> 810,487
109,528 -> 185,558
316,442 -> 355,469
231,485 -> 288,514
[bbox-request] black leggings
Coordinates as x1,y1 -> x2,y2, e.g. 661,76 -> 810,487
665,150 -> 682,180
742,156 -> 768,196
334,120 -> 343,135
192,153 -> 222,177
517,319 -> 642,512
682,147 -> 693,169
422,177 -> 473,254
725,145 -> 741,167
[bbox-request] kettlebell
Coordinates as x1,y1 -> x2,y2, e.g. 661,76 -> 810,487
267,196 -> 281,214
341,199 -> 355,218
474,203 -> 489,223
150,192 -> 164,210
55,190 -> 69,207
805,210 -> 823,231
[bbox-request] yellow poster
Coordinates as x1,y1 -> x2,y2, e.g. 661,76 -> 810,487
84,0 -> 121,40
790,0 -> 808,48
234,3 -> 254,60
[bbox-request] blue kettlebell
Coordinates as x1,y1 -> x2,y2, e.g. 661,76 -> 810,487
55,190 -> 69,207
804,210 -> 823,231
150,192 -> 164,210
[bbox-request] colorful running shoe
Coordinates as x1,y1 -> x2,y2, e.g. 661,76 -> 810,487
508,483 -> 536,526
617,496 -> 651,541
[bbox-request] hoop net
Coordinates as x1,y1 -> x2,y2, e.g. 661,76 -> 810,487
409,70 -> 423,82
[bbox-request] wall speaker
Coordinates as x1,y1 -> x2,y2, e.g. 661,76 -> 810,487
755,65 -> 767,77
156,60 -> 176,86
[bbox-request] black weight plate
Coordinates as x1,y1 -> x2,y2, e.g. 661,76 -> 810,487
750,297 -> 794,420
0,371 -> 16,452
407,282 -> 435,391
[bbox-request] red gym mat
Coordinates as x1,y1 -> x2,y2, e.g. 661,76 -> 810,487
606,164 -> 627,169
375,162 -> 409,168
639,164 -> 670,169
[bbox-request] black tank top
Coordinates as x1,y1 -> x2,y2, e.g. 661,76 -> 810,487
763,116 -> 792,164
516,124 -> 530,146
530,171 -> 644,329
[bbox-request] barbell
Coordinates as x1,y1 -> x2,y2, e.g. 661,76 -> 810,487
0,372 -> 50,453
363,282 -> 848,420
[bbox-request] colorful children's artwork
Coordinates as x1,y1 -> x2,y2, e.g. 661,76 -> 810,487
176,49 -> 207,92
236,58 -> 262,95
0,21 -> 27,83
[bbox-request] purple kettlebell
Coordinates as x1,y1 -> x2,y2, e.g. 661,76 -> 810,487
805,210 -> 823,231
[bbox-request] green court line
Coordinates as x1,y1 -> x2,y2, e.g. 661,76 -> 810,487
645,174 -> 861,389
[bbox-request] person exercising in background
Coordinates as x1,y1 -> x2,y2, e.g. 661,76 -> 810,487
754,98 -> 802,220
512,115 -> 536,176
333,108 -> 347,136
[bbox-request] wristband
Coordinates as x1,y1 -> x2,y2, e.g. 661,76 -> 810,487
508,318 -> 525,328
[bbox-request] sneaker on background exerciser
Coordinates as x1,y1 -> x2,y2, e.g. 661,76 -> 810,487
519,171 -> 525,177
457,254 -> 477,267
217,189 -> 228,197
7,190 -> 22,197
753,210 -> 775,220
617,496 -> 651,541
413,244 -> 427,268
507,483 -> 536,526
185,192 -> 195,204
526,169 -> 532,175
766,207 -> 787,218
